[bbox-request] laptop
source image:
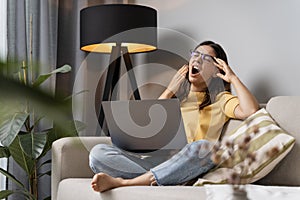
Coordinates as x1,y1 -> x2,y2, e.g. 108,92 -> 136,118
102,99 -> 188,152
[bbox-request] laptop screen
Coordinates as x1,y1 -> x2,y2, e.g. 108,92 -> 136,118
102,99 -> 187,152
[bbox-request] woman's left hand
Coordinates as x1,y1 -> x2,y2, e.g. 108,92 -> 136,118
214,58 -> 237,83
214,58 -> 259,119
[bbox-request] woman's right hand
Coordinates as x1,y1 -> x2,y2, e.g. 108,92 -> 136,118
159,65 -> 188,99
167,64 -> 189,93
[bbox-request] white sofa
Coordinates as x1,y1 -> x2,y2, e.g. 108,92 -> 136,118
51,96 -> 300,200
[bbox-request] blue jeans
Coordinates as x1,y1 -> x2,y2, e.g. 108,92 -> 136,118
89,140 -> 215,185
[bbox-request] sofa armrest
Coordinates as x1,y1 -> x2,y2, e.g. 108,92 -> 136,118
51,136 -> 112,200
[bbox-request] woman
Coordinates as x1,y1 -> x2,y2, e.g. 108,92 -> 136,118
89,41 -> 259,192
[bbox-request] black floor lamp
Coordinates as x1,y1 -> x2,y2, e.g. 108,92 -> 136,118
80,4 -> 157,135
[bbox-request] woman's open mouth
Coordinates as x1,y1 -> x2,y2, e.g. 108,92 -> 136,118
191,66 -> 200,74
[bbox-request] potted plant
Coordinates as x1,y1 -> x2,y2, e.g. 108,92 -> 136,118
0,60 -> 85,200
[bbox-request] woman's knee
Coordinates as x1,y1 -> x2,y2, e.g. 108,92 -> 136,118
185,140 -> 212,158
89,144 -> 116,171
90,143 -> 111,158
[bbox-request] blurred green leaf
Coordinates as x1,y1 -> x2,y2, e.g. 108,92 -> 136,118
0,76 -> 71,125
0,59 -> 20,77
0,146 -> 10,158
0,112 -> 29,147
0,168 -> 24,188
41,120 -> 84,157
32,64 -> 71,87
8,136 -> 35,175
19,132 -> 47,159
0,190 -> 14,199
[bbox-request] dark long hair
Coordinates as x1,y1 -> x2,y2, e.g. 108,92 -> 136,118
176,41 -> 231,109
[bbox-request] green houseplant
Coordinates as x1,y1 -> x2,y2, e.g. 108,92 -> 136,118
0,60 -> 85,200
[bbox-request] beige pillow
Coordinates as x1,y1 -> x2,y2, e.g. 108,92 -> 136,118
194,108 -> 295,186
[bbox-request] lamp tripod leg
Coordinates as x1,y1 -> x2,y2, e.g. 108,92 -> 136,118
96,45 -> 121,136
122,47 -> 141,100
96,46 -> 141,136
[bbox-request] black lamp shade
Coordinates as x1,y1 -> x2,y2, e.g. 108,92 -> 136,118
80,4 -> 157,53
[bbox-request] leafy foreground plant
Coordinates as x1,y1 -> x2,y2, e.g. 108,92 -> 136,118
0,61 -> 85,200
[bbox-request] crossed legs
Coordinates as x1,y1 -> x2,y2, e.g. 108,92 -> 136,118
89,140 -> 214,192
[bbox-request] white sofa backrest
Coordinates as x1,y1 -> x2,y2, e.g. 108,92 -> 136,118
222,96 -> 300,186
257,96 -> 300,186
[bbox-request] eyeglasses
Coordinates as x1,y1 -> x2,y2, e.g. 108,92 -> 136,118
190,50 -> 216,63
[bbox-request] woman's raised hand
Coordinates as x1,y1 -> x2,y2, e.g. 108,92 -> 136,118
159,64 -> 188,99
214,58 -> 237,83
167,64 -> 188,94
214,58 -> 259,119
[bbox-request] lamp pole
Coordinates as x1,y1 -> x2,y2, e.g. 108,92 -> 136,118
97,44 -> 141,136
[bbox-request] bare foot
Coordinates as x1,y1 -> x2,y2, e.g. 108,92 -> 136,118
91,173 -> 124,192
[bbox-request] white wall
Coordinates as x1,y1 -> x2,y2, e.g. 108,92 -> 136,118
136,0 -> 300,102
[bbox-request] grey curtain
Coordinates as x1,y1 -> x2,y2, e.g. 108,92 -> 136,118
6,0 -> 88,199
6,0 -> 132,199
7,0 -> 59,92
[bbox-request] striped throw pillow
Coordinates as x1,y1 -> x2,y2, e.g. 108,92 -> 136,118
194,108 -> 295,186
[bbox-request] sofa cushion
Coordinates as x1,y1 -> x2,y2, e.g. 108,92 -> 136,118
57,178 -> 207,200
204,184 -> 300,200
57,179 -> 100,200
194,108 -> 295,186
